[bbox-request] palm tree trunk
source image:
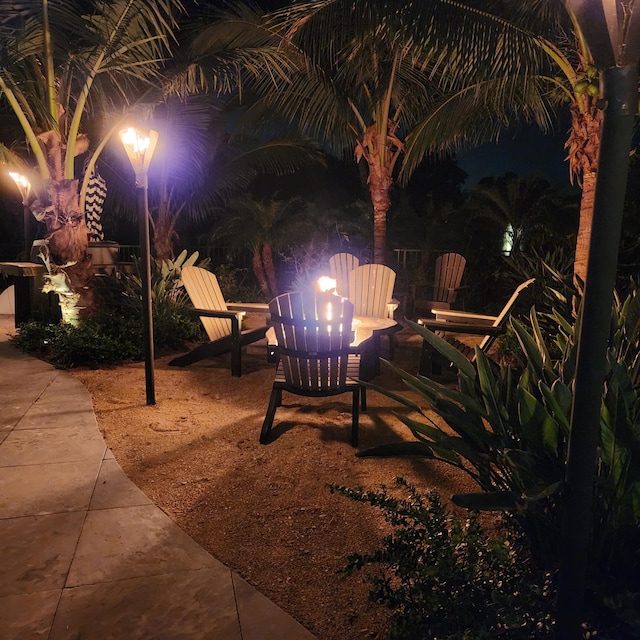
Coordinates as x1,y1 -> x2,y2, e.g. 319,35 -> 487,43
567,106 -> 601,284
574,169 -> 596,284
39,179 -> 95,324
367,165 -> 392,264
261,244 -> 279,298
154,217 -> 175,263
252,251 -> 271,299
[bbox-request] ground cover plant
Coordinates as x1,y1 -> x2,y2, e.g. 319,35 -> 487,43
332,478 -> 555,640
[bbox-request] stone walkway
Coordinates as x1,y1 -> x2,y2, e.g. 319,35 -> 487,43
0,315 -> 317,639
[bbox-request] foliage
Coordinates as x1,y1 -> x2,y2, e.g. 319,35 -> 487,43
331,479 -> 555,640
213,263 -> 264,303
13,251 -> 209,368
359,290 -> 640,627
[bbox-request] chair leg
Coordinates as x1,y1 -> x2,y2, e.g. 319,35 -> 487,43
231,342 -> 241,377
418,340 -> 443,377
260,388 -> 280,443
361,386 -> 367,411
351,388 -> 359,447
387,333 -> 396,360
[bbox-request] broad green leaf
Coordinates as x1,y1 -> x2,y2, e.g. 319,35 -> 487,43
529,308 -> 557,381
517,386 -> 558,453
452,491 -> 520,511
397,416 -> 478,465
511,318 -> 543,379
357,442 -> 434,458
539,380 -> 571,433
476,348 -> 508,434
522,480 -> 563,501
359,378 -> 426,414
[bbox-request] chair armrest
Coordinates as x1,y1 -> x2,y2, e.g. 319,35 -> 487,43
190,307 -> 245,333
227,302 -> 270,312
387,299 -> 399,318
432,308 -> 497,326
417,318 -> 506,336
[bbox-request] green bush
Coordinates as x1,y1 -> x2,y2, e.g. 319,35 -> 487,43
13,250 -> 207,368
332,479 -> 555,640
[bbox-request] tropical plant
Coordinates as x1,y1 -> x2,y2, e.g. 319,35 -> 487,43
106,95 -> 326,262
398,2 -> 621,285
210,194 -> 316,299
0,0 -> 185,323
191,1 -> 545,265
465,173 -> 574,256
358,292 -> 640,608
332,479 -> 556,640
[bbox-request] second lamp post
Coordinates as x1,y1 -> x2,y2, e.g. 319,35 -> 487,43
120,127 -> 159,406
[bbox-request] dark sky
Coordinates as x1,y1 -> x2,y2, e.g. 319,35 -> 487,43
457,125 -> 571,188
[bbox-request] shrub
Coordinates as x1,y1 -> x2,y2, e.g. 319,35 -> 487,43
13,250 -> 207,368
332,479 -> 555,640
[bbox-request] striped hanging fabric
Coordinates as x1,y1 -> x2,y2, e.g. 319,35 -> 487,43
85,168 -> 107,241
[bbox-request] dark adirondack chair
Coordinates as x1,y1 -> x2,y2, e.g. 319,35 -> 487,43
260,291 -> 366,446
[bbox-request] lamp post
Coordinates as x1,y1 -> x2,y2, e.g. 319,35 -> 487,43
119,127 -> 159,406
8,171 -> 32,257
556,2 -> 640,637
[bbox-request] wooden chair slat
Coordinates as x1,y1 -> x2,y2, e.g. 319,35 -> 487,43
168,266 -> 268,376
261,291 -> 365,446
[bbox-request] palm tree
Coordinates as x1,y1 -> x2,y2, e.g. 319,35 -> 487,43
195,1 -> 610,283
0,0 -> 184,323
466,173 -> 566,256
150,104 -> 325,262
212,194 -> 314,300
192,1 -> 547,265
399,3 -> 605,283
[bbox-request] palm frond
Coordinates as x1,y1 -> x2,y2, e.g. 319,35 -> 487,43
400,74 -> 555,183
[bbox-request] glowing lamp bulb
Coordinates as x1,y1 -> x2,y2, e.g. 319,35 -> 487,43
317,276 -> 337,293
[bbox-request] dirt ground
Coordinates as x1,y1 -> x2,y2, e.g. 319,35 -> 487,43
70,321 -> 478,640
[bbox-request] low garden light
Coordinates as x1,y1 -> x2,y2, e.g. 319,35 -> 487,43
557,2 -> 640,637
119,126 -> 159,406
8,171 -> 32,256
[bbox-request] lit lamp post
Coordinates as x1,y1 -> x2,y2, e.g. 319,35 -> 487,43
556,2 -> 640,637
8,171 -> 32,257
119,127 -> 159,406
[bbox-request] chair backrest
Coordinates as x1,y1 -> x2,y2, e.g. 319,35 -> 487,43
347,264 -> 396,318
478,278 -> 536,351
270,291 -> 354,392
328,252 -> 359,297
433,253 -> 466,303
181,266 -> 231,343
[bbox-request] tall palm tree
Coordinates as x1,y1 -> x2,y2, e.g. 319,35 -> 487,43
400,2 -> 606,283
193,0 -> 547,265
0,0 -> 184,323
195,1 -> 609,282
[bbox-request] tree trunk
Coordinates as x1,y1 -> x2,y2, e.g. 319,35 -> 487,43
367,165 -> 392,264
252,251 -> 271,300
261,244 -> 279,298
154,217 -> 175,263
37,179 -> 94,324
567,106 -> 602,284
574,169 -> 596,285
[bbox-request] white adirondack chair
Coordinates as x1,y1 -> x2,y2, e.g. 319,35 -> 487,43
169,266 -> 268,376
328,252 -> 359,297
